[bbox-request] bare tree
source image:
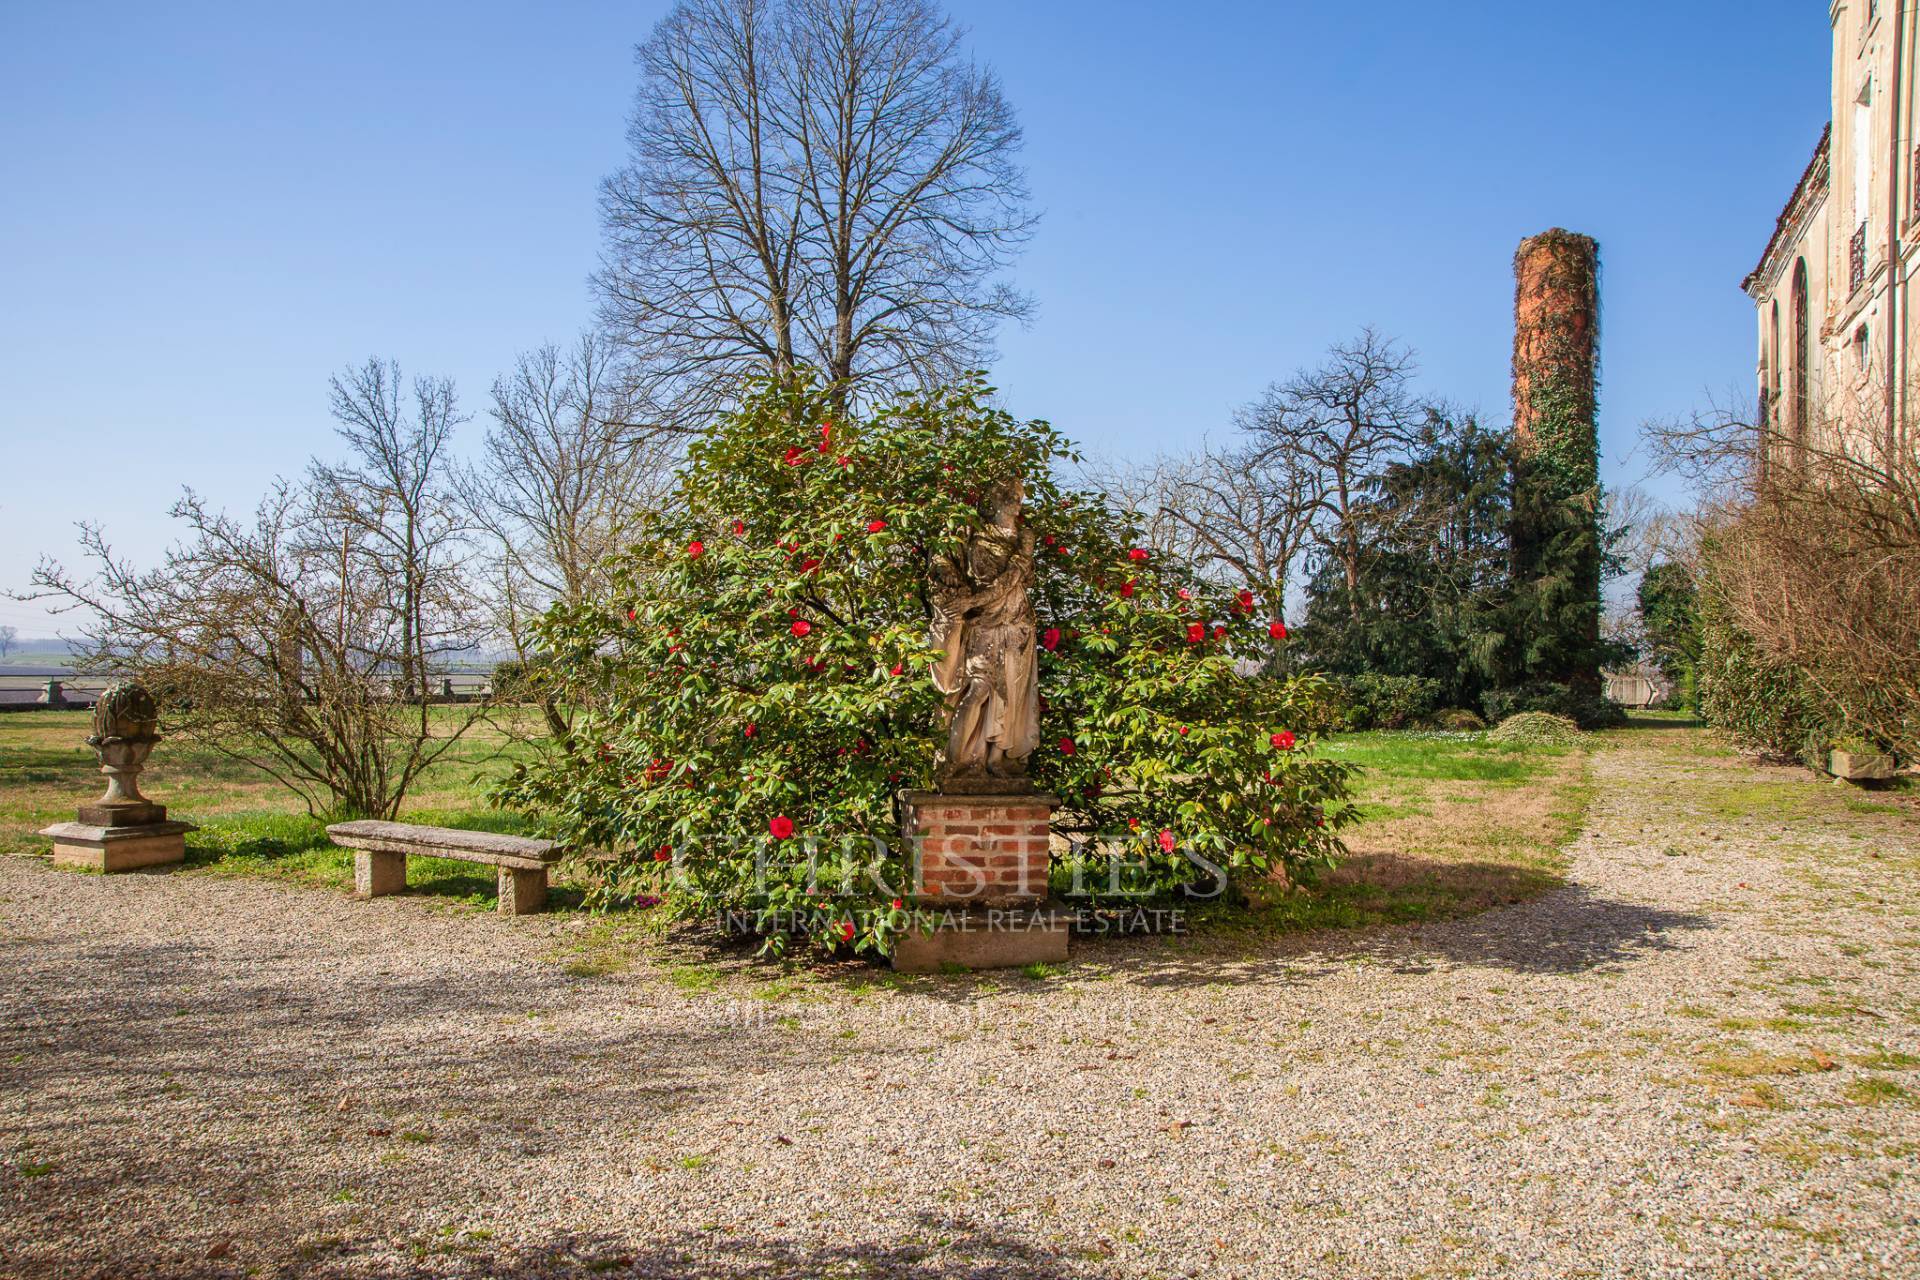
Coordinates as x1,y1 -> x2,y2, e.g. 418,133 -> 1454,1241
28,480 -> 487,819
597,0 -> 1035,423
310,359 -> 471,704
1238,329 -> 1424,614
460,335 -> 680,734
1086,441 -> 1316,623
0,625 -> 15,660
1602,484 -> 1689,577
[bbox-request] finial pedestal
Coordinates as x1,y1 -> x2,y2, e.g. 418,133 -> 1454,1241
40,681 -> 193,872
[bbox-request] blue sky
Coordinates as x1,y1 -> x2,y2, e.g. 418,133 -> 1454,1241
0,0 -> 1829,635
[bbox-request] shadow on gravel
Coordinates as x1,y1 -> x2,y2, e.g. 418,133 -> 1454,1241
1402,884 -> 1711,975
6,1220 -> 1087,1280
342,1220 -> 1084,1279
1106,882 -> 1712,990
0,935 -> 747,1119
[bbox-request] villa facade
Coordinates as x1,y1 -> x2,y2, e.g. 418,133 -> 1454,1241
1745,0 -> 1918,463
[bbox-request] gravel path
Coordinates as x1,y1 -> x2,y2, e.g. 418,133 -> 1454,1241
2,725 -> 1917,1279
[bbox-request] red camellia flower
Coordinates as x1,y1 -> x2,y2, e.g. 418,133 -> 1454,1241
891,898 -> 904,911
732,519 -> 746,536
1212,624 -> 1227,641
1268,620 -> 1289,640
1236,589 -> 1254,612
626,607 -> 636,622
1120,580 -> 1136,599
1157,829 -> 1176,854
889,661 -> 904,677
1043,535 -> 1056,547
790,619 -> 812,637
839,920 -> 856,942
1177,588 -> 1192,601
654,845 -> 672,862
1271,730 -> 1297,750
1185,622 -> 1205,643
783,446 -> 806,466
1128,548 -> 1149,562
797,557 -> 821,574
1058,737 -> 1075,755
836,455 -> 850,467
816,438 -> 831,454
866,519 -> 887,533
769,815 -> 795,840
687,540 -> 704,559
1041,627 -> 1061,651
743,722 -> 756,738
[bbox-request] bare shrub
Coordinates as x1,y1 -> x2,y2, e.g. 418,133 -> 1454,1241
1646,383 -> 1920,760
26,361 -> 488,818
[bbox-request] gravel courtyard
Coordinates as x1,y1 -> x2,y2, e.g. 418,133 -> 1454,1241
2,723 -> 1916,1279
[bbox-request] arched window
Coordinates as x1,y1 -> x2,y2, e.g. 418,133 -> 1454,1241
1763,300 -> 1781,481
1791,258 -> 1810,459
1770,300 -> 1781,404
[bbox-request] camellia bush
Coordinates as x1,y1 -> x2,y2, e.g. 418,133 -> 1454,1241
497,375 -> 1354,955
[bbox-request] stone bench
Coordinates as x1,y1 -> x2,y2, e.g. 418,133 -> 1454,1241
324,820 -> 561,915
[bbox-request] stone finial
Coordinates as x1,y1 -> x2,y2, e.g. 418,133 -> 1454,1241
42,678 -> 194,871
88,681 -> 161,747
79,681 -> 165,825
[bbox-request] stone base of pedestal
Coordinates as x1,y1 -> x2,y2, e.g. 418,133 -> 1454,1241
41,821 -> 195,873
891,906 -> 1072,973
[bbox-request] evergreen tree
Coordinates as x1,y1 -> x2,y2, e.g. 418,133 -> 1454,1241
1296,412 -> 1510,707
1637,561 -> 1700,708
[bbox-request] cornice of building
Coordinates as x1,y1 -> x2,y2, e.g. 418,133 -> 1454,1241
1743,124 -> 1833,298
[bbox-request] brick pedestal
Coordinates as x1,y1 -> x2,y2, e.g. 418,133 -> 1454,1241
902,791 -> 1057,906
893,791 -> 1069,972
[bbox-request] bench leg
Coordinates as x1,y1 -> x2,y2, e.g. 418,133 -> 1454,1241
498,866 -> 548,915
354,850 -> 406,898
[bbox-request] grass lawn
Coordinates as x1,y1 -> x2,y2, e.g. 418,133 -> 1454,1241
1221,727 -> 1593,933
0,709 -> 549,907
0,709 -> 1596,936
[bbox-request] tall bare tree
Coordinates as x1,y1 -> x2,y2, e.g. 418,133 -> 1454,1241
1238,329 -> 1424,615
460,335 -> 679,734
1086,441 -> 1316,623
0,625 -> 15,660
311,359 -> 471,703
597,0 -> 1035,423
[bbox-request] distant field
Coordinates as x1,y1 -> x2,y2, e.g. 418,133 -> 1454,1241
0,654 -> 81,672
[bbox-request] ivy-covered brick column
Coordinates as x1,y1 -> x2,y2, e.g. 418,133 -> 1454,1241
1510,229 -> 1603,690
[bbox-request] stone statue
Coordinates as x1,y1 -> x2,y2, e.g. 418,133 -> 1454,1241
929,479 -> 1041,791
83,681 -> 164,824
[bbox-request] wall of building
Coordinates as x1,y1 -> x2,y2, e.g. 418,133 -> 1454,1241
1746,0 -> 1919,460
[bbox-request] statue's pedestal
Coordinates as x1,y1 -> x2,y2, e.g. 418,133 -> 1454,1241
894,791 -> 1069,971
40,820 -> 193,873
891,904 -> 1071,973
